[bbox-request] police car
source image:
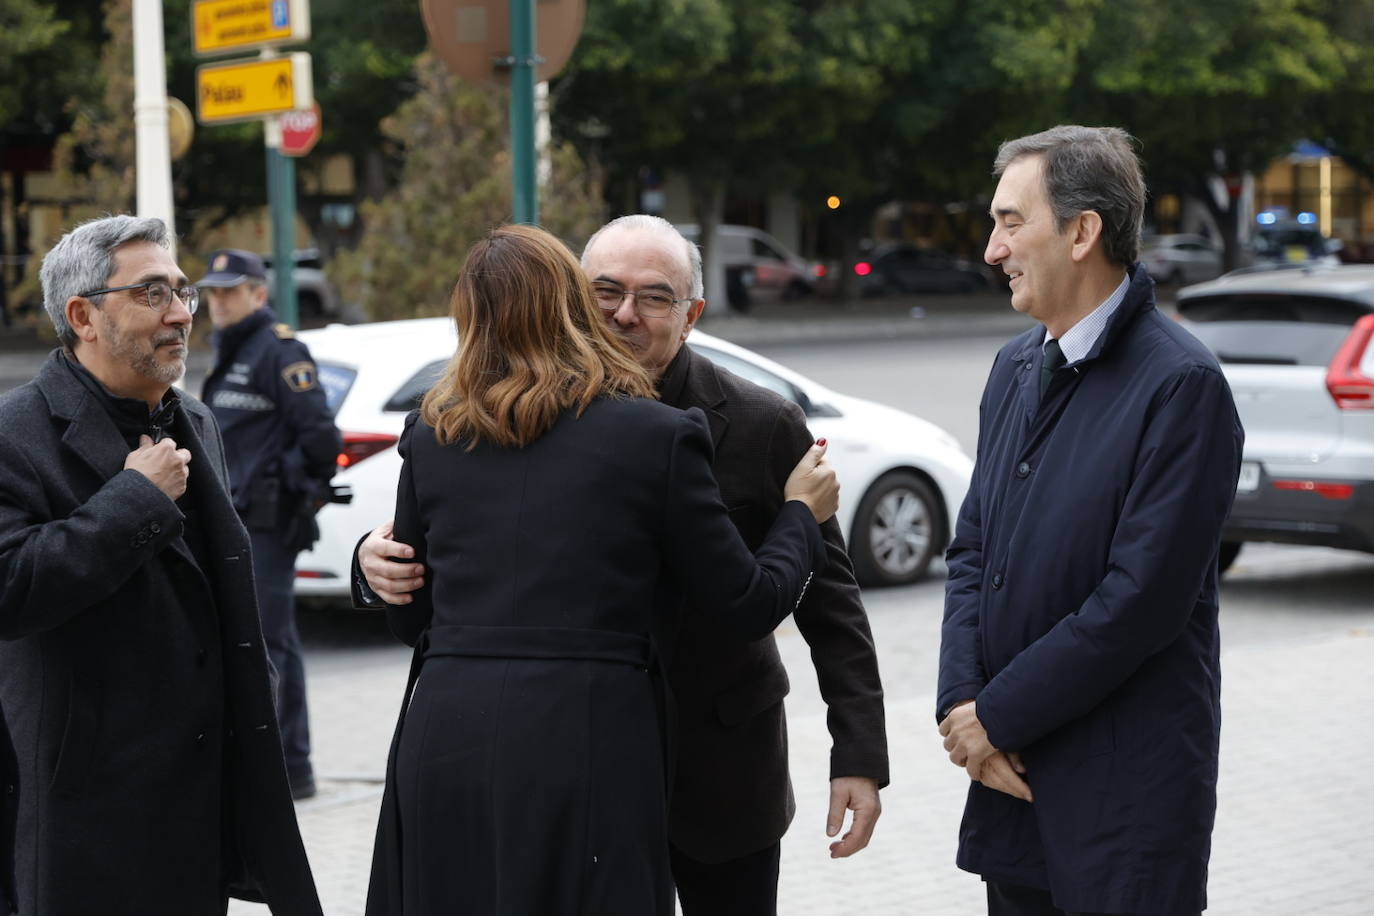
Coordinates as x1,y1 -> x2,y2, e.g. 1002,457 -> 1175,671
293,318 -> 974,598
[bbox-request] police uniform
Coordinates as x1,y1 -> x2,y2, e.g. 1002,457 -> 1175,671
200,251 -> 341,799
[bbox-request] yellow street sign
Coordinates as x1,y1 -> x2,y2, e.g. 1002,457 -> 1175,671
196,53 -> 314,125
193,0 -> 311,57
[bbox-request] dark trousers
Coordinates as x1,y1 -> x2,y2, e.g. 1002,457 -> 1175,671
671,841 -> 780,916
986,881 -> 1197,916
250,528 -> 312,783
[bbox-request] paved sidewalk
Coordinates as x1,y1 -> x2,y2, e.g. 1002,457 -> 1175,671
231,623 -> 1373,915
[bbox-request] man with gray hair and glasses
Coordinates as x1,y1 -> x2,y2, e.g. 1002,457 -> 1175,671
0,215 -> 322,914
937,126 -> 1243,916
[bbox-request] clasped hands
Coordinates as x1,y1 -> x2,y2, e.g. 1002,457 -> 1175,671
938,700 -> 1033,803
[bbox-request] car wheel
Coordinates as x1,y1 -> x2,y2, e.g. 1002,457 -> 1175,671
1169,268 -> 1185,287
1217,540 -> 1242,575
850,471 -> 943,587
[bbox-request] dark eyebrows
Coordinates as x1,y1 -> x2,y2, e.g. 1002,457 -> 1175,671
590,276 -> 676,294
990,206 -> 1024,221
133,271 -> 190,287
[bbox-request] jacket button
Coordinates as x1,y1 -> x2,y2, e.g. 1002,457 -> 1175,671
195,732 -> 206,744
1016,462 -> 1031,478
150,521 -> 161,534
1024,361 -> 1033,371
992,573 -> 1004,589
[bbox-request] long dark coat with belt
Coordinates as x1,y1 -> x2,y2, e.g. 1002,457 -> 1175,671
937,267 -> 1244,915
658,345 -> 889,862
365,399 -> 826,915
346,345 -> 891,865
0,351 -> 322,915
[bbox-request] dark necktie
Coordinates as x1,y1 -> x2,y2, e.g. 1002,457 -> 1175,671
1040,338 -> 1066,400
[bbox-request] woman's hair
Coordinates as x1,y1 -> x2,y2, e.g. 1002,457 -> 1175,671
421,224 -> 655,448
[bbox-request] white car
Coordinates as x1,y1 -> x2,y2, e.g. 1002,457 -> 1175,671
1140,233 -> 1223,287
1177,265 -> 1374,572
294,318 -> 973,599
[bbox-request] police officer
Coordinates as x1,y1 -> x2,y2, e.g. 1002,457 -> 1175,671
199,249 -> 341,801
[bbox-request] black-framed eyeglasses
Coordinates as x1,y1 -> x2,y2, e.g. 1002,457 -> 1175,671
591,283 -> 693,319
78,281 -> 200,315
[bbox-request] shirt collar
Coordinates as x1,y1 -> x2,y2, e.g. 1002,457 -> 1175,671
1043,273 -> 1130,364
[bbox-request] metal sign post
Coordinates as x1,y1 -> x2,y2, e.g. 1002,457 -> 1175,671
419,0 -> 584,226
264,116 -> 298,328
508,0 -> 538,224
192,0 -> 314,327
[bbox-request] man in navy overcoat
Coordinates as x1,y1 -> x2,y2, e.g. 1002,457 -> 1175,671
937,126 -> 1244,916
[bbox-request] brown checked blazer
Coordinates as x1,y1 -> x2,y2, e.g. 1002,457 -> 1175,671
659,344 -> 888,863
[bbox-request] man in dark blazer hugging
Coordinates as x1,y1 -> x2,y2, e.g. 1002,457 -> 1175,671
0,215 -> 322,915
355,215 -> 889,915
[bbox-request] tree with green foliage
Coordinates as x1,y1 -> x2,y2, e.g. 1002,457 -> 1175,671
329,55 -> 605,320
1068,0 -> 1353,269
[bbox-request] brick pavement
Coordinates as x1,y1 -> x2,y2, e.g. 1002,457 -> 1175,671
231,624 -> 1374,915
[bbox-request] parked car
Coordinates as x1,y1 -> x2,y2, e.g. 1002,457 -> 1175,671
1247,221 -> 1342,269
855,244 -> 989,295
1140,233 -> 1223,286
292,319 -> 974,598
262,248 -> 349,325
676,224 -> 820,305
1176,265 -> 1374,573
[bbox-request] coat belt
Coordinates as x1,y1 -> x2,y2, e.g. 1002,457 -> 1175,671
423,624 -> 650,666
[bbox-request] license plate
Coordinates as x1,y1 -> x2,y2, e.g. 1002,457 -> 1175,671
1236,461 -> 1260,493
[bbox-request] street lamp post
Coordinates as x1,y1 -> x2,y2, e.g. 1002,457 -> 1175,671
132,0 -> 176,246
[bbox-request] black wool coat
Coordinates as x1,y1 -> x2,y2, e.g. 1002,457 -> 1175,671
365,399 -> 827,914
0,351 -> 322,915
1,713 -> 14,914
347,345 -> 890,866
938,268 -> 1244,915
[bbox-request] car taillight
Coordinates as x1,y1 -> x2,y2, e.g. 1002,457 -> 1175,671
1326,314 -> 1374,409
854,262 -> 872,277
338,432 -> 399,469
1271,479 -> 1354,500
813,263 -> 827,278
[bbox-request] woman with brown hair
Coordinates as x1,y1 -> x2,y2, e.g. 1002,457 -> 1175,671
365,224 -> 837,916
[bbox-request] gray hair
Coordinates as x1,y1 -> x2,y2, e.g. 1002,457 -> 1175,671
581,214 -> 704,301
993,125 -> 1145,268
40,215 -> 171,348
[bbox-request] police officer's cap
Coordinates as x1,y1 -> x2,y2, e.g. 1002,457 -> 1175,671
198,249 -> 267,288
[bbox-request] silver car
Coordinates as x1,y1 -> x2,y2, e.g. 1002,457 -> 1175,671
1177,266 -> 1374,572
1141,233 -> 1222,286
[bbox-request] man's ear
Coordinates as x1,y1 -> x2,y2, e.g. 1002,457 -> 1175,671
252,283 -> 269,307
680,299 -> 706,340
1070,211 -> 1105,263
65,296 -> 100,345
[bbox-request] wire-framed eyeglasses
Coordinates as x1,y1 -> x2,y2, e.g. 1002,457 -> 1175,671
591,283 -> 693,318
78,281 -> 200,315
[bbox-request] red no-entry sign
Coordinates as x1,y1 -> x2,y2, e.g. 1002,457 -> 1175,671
280,102 -> 322,157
